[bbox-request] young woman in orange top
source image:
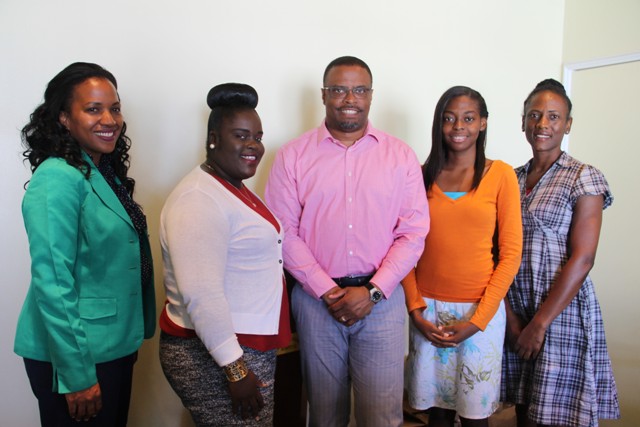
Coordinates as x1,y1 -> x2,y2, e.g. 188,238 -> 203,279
402,86 -> 522,427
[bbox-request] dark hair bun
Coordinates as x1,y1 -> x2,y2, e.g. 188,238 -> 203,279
206,83 -> 258,110
534,78 -> 566,94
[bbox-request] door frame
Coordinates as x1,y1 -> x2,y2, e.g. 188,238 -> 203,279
561,51 -> 640,151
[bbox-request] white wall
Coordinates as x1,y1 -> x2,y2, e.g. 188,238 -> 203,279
0,1 -> 566,425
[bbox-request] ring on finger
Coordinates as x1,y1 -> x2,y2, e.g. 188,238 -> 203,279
340,316 -> 347,323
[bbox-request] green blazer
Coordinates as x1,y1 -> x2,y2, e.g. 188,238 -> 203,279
14,156 -> 156,393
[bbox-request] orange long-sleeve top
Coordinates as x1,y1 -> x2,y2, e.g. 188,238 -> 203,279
402,160 -> 522,330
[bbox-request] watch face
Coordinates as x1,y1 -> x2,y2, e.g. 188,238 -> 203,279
371,290 -> 383,303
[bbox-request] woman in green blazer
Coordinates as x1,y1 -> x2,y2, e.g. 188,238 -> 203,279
14,62 -> 155,427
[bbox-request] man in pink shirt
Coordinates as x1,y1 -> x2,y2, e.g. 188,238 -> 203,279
265,56 -> 430,427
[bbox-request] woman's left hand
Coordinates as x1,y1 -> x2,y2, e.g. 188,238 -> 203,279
228,370 -> 266,420
438,321 -> 480,345
410,309 -> 455,348
65,383 -> 102,422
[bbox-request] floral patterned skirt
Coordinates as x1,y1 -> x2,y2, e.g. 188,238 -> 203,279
405,298 -> 505,419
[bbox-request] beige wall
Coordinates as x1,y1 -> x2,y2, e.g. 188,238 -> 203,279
563,1 -> 640,425
564,0 -> 640,63
0,0 -> 633,425
570,62 -> 640,427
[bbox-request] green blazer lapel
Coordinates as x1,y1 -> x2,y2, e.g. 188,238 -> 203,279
86,159 -> 134,229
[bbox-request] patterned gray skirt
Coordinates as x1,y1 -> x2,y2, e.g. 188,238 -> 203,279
159,332 -> 276,426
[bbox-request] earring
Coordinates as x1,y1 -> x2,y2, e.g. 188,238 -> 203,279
209,143 -> 214,149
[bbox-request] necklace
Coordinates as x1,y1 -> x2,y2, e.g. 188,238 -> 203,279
201,162 -> 257,208
236,184 -> 257,208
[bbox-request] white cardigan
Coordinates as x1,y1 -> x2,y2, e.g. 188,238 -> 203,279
160,167 -> 284,366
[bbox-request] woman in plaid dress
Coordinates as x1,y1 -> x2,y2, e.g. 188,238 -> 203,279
501,79 -> 620,427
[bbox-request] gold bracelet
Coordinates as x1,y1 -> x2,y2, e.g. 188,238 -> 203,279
223,357 -> 249,382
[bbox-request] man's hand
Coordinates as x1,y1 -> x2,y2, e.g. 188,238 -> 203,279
65,383 -> 102,422
325,286 -> 373,326
322,286 -> 346,306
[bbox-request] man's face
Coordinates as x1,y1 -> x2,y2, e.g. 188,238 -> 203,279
322,65 -> 372,139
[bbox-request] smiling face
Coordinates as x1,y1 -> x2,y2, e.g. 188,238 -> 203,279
442,95 -> 487,155
522,90 -> 572,156
208,108 -> 264,188
59,77 -> 123,164
322,65 -> 372,144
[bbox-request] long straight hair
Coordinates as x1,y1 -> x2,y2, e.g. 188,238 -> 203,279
423,86 -> 489,192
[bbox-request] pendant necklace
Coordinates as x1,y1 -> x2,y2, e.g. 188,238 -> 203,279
202,162 -> 257,208
236,185 -> 257,208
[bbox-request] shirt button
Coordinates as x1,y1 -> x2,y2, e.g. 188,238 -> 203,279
349,251 -> 353,256
278,239 -> 282,244
348,197 -> 352,203
279,260 -> 283,264
348,172 -> 352,177
348,224 -> 353,229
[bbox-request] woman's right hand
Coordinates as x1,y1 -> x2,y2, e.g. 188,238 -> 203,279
65,382 -> 102,422
505,312 -> 525,351
505,307 -> 546,360
410,309 -> 456,348
228,369 -> 267,420
514,319 -> 547,360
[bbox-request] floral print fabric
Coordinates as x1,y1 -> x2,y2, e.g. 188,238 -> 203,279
406,298 -> 505,419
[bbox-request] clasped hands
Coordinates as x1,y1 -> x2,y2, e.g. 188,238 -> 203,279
322,286 -> 373,327
505,314 -> 546,360
409,308 -> 480,348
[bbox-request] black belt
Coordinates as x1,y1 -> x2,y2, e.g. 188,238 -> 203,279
332,274 -> 374,288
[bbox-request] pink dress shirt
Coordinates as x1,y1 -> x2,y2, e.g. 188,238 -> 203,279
265,122 -> 430,299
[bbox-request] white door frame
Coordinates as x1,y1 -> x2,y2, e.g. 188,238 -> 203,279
561,52 -> 640,151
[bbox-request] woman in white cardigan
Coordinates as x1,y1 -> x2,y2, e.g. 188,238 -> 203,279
159,83 -> 291,426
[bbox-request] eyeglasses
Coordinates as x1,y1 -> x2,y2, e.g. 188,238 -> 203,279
322,86 -> 373,99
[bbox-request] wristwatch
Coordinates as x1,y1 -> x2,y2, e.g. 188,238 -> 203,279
364,282 -> 383,304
